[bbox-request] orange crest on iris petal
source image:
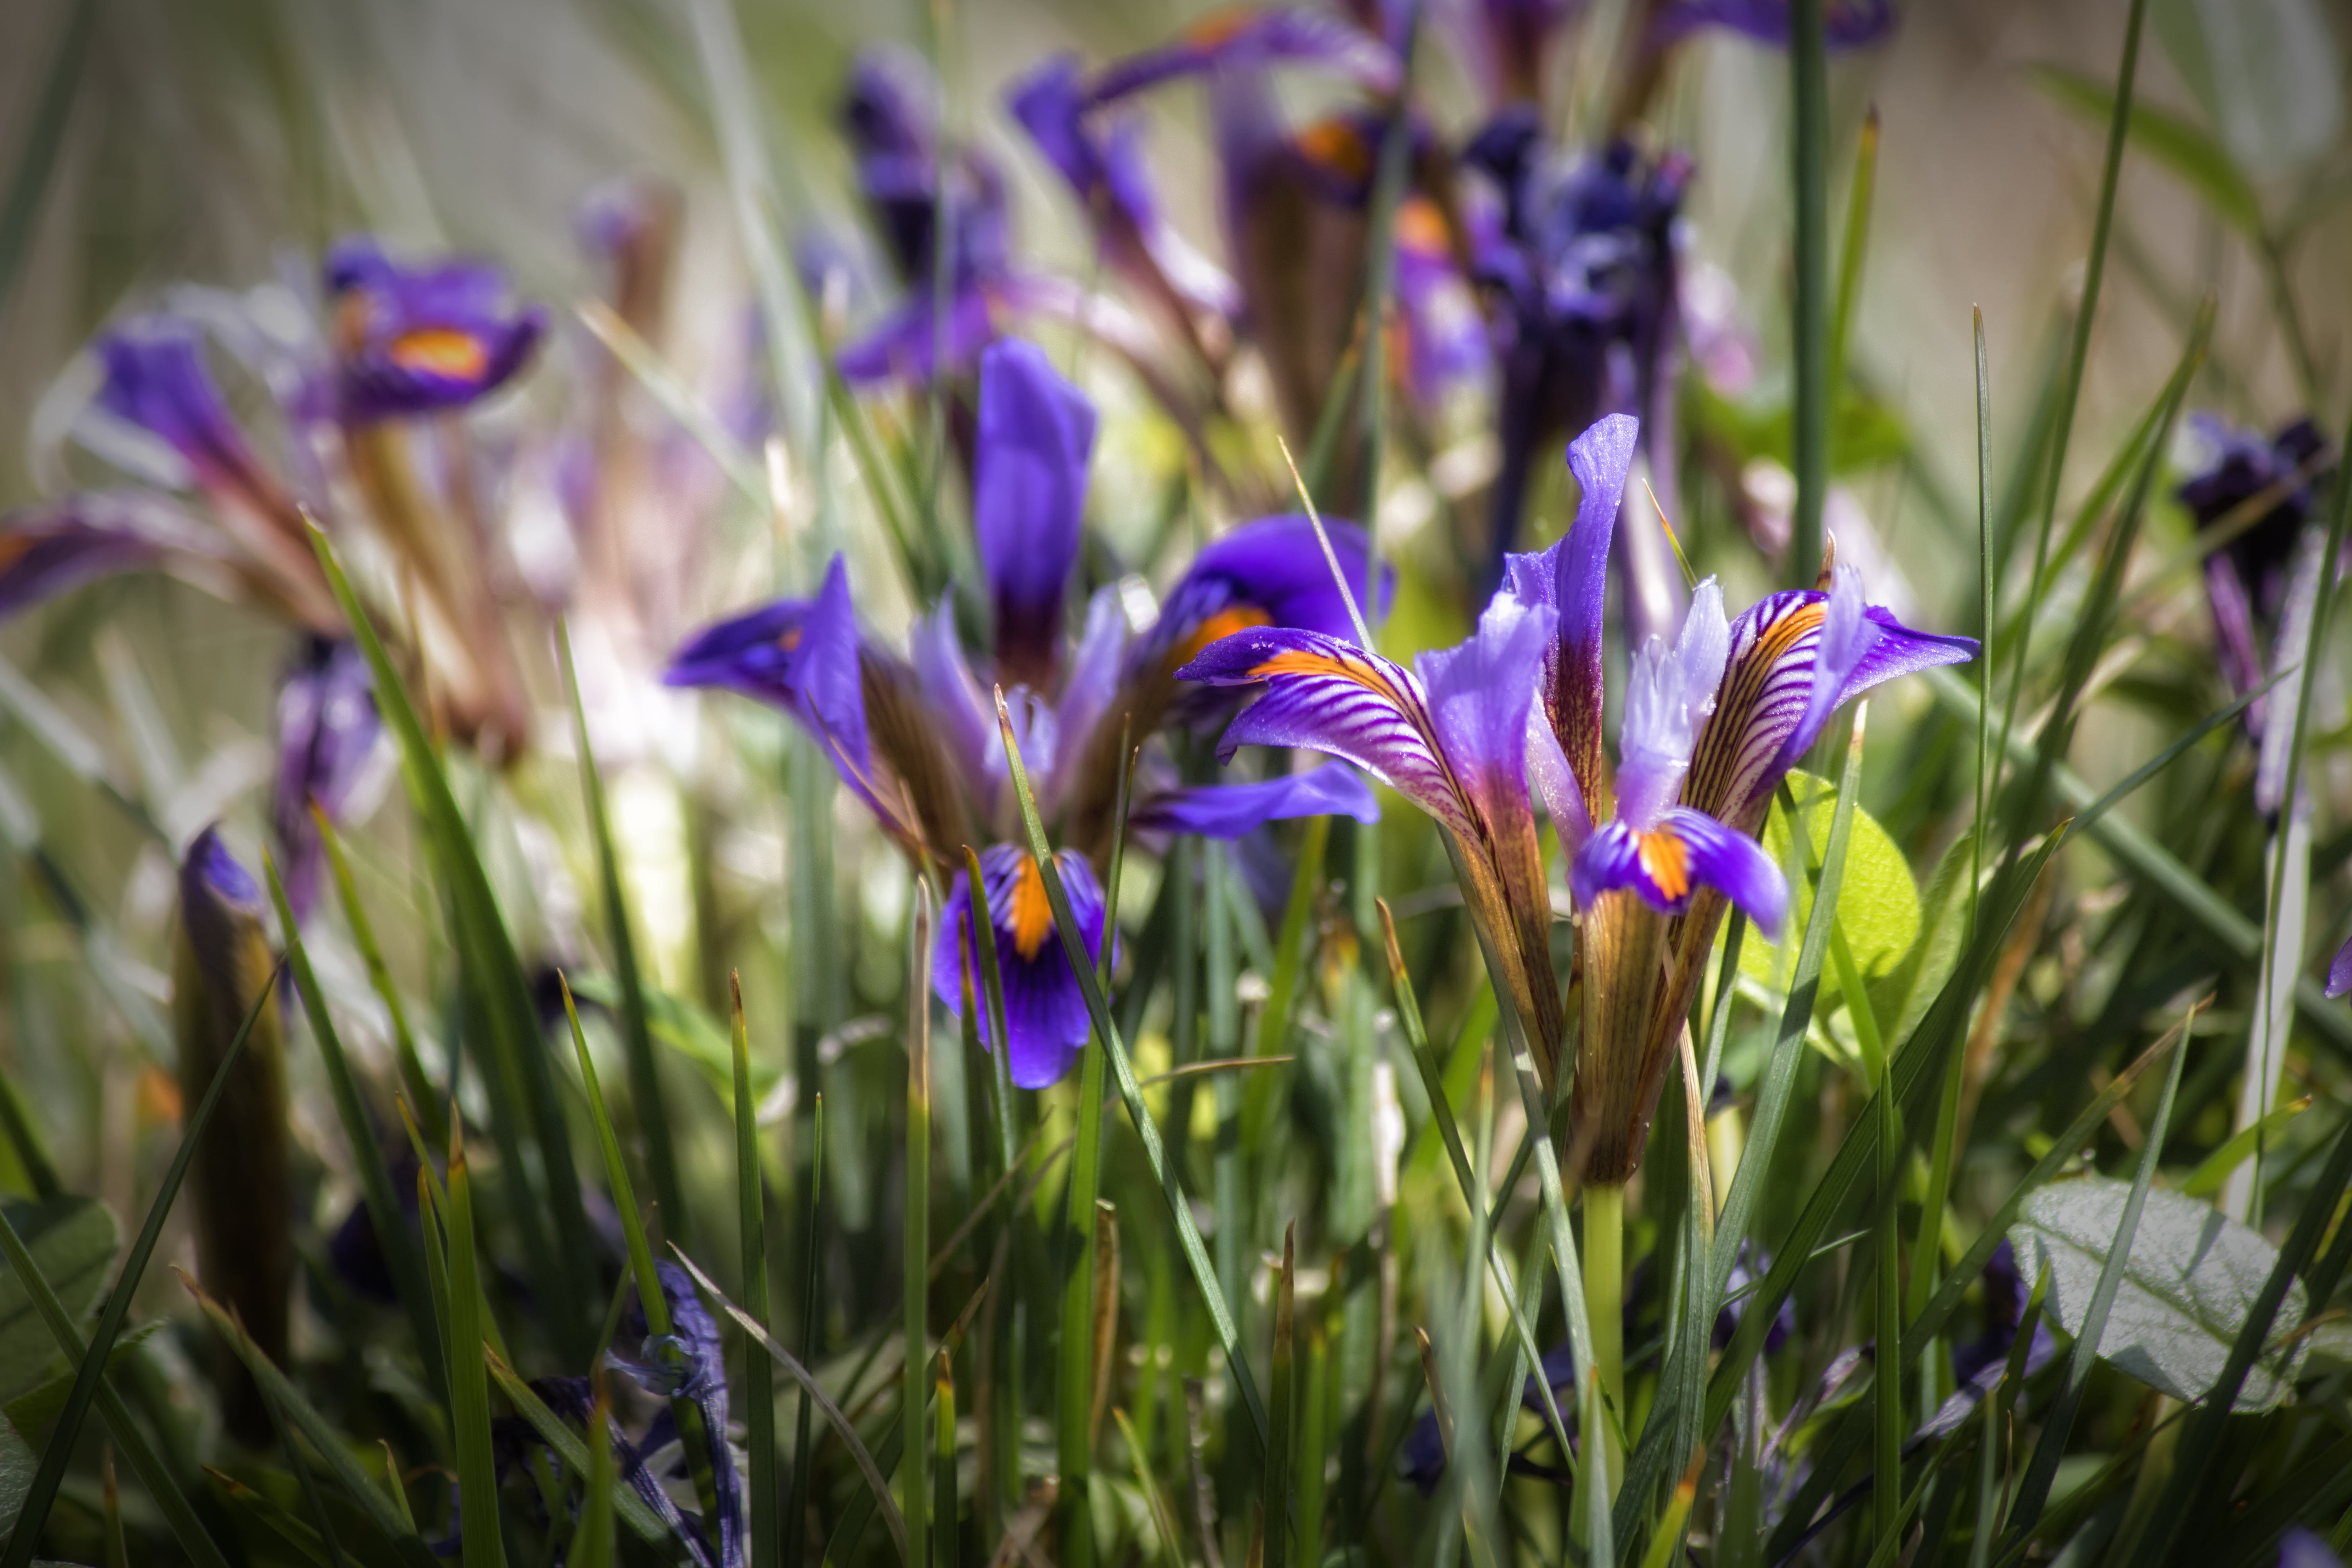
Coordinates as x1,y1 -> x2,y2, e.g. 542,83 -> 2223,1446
1008,852 -> 1057,961
1636,827 -> 1690,902
388,328 -> 490,382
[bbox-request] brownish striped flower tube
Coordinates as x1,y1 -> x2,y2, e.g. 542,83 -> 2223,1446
172,825 -> 289,1446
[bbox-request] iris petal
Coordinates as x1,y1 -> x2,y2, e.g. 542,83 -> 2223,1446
974,339 -> 1097,689
1127,762 -> 1378,838
934,844 -> 1109,1089
1570,807 -> 1786,933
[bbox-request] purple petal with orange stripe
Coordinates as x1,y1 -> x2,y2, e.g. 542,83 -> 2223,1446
325,237 -> 547,423
1178,626 -> 1467,833
934,843 -> 1109,1088
1128,761 -> 1378,839
1571,807 -> 1785,933
0,490 -> 217,619
1129,513 -> 1391,684
665,555 -> 882,817
1088,7 -> 1398,104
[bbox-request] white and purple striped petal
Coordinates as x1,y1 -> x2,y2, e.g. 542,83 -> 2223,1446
1177,625 -> 1468,833
1614,578 -> 1727,830
1683,566 -> 1975,831
1571,806 -> 1786,933
1128,761 -> 1378,839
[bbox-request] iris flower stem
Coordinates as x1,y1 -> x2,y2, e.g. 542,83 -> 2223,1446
1577,1182 -> 1627,1538
906,888 -> 934,1568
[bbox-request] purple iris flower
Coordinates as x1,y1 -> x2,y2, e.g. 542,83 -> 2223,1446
1007,56 -> 1240,360
668,337 -> 1385,1085
2327,935 -> 2352,999
271,636 -> 381,917
1184,413 -> 1972,1179
325,237 -> 547,424
2283,1530 -> 2347,1568
2176,415 -> 2334,815
607,1263 -> 744,1568
1647,0 -> 1896,50
834,47 -> 1029,391
1466,122 -> 1690,607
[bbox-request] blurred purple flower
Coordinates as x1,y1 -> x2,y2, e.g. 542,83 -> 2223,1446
2176,416 -> 2335,812
670,340 -> 1386,1083
2327,934 -> 2352,999
271,636 -> 381,917
325,237 -> 548,423
935,843 -> 1112,1088
1648,0 -> 1895,50
1466,122 -> 1690,602
610,1262 -> 743,1568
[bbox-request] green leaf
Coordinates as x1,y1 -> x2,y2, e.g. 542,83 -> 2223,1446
0,1197 -> 117,1404
2029,64 -> 2263,235
0,1411 -> 31,1537
2010,1178 -> 2307,1408
1869,828 -> 1973,1048
1743,771 -> 1919,1002
2,1322 -> 163,1435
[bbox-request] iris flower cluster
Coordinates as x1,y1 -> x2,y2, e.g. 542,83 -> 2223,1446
668,336 -> 1387,1088
0,237 -> 549,904
1181,412 -> 1972,1181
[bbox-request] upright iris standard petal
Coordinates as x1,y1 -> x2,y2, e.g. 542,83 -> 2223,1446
87,316 -> 295,518
271,637 -> 381,916
842,46 -> 948,282
1008,56 -> 1240,334
1416,592 -> 1558,834
1570,808 -> 1785,933
935,844 -> 1109,1089
1179,627 -> 1469,834
2328,934 -> 2352,999
1503,411 -> 1640,796
1127,761 -> 1378,838
1611,578 -> 1728,830
1682,565 -> 1976,834
974,339 -> 1098,688
325,238 -> 547,423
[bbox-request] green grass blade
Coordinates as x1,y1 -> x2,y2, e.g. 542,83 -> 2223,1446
181,1274 -> 434,1564
313,807 -> 443,1149
441,1121 -> 507,1568
1788,0 -> 1830,582
1243,817 -> 1328,1154
2004,998 -> 2192,1532
0,1210 -> 232,1568
1828,105 -> 1879,399
933,1350 -> 958,1568
308,522 -> 597,1353
1,954 -> 282,1568
731,977 -> 780,1568
1265,1225 -> 1296,1568
1923,665 -> 2352,1062
486,1349 -> 700,1559
251,1354 -> 350,1568
1991,0 -> 2150,787
558,619 -> 687,1247
264,856 -> 444,1388
1115,1407 -> 1183,1568
906,886 -> 934,1568
2182,1096 -> 2311,1198
0,0 -> 94,316
575,1383 -> 621,1568
990,689 -> 1270,1452
669,1249 -> 912,1563
781,1092 -> 824,1568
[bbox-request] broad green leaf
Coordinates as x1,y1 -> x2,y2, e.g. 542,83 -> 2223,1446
1868,827 -> 1973,1046
1743,771 -> 1919,1000
0,1412 -> 30,1536
2029,65 -> 2263,235
2011,1178 -> 2307,1408
2,1321 -> 163,1435
0,1196 -> 117,1404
